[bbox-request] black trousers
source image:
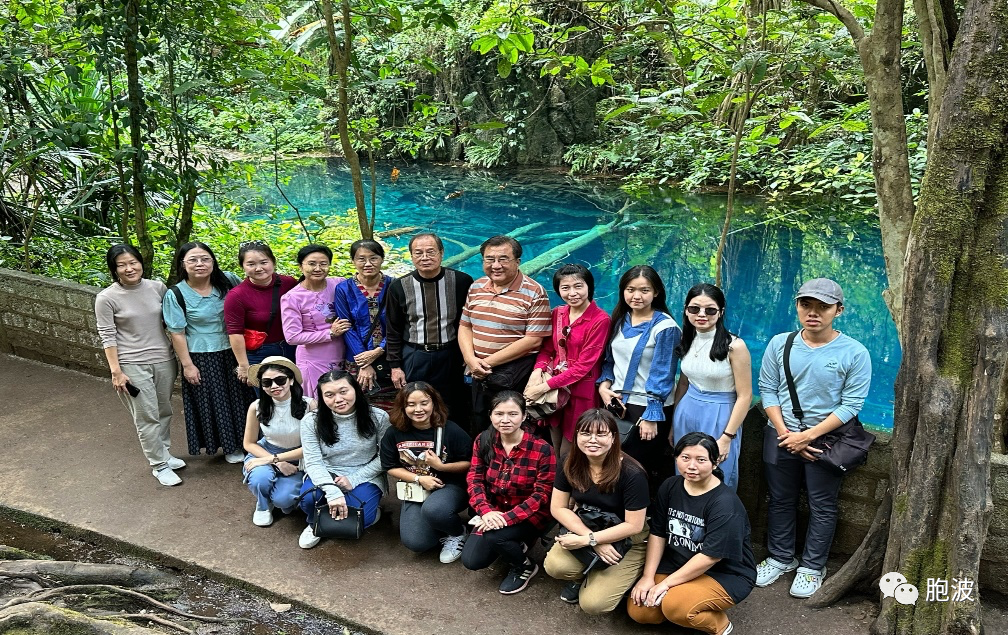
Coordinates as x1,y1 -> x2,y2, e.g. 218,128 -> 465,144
620,403 -> 675,491
402,343 -> 471,428
461,520 -> 542,570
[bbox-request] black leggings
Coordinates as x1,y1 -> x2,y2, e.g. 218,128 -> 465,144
461,521 -> 542,570
620,403 -> 675,488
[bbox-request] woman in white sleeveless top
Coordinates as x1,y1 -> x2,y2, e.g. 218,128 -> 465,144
671,284 -> 752,490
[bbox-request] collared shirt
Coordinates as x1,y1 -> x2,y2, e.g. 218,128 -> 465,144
460,273 -> 551,359
467,430 -> 556,530
385,267 -> 474,366
162,272 -> 241,353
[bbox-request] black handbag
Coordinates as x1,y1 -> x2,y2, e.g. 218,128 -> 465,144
558,505 -> 632,575
783,331 -> 875,475
299,487 -> 365,540
483,354 -> 538,392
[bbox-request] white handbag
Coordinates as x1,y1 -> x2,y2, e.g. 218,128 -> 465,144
395,427 -> 443,503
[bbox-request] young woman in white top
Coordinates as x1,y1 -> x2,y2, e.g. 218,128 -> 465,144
242,357 -> 308,527
671,284 -> 752,490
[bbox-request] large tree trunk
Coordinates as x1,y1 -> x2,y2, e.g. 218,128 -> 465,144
873,0 -> 1008,632
124,0 -> 153,270
320,0 -> 371,239
803,0 -> 916,331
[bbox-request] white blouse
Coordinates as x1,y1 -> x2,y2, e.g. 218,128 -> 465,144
680,329 -> 736,393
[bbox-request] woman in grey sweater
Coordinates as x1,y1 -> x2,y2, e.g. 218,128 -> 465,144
298,370 -> 390,549
95,244 -> 183,487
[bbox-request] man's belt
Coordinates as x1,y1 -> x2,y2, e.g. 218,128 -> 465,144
406,341 -> 453,352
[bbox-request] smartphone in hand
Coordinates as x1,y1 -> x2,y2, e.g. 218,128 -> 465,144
125,382 -> 140,397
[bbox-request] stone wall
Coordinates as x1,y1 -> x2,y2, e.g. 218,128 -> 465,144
0,268 -> 107,376
2,267 -> 1008,588
737,406 -> 1008,590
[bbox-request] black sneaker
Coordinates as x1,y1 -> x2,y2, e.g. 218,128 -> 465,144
499,562 -> 539,595
559,580 -> 581,603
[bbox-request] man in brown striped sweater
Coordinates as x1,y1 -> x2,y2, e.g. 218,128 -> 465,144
459,235 -> 552,432
386,232 -> 474,426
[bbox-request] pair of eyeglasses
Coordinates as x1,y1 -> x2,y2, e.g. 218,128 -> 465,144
184,256 -> 213,265
686,306 -> 721,316
577,429 -> 613,440
558,325 -> 572,348
240,240 -> 268,249
260,376 -> 289,388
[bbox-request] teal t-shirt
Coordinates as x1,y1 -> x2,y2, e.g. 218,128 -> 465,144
162,272 -> 241,353
758,330 -> 871,431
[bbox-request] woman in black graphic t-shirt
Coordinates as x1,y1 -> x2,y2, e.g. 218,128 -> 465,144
628,432 -> 756,635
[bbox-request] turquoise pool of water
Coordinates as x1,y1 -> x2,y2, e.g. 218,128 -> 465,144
225,159 -> 900,428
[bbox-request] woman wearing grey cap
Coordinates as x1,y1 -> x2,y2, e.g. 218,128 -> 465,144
754,278 -> 872,599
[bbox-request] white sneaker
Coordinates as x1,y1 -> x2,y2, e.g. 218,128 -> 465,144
252,505 -> 274,527
167,455 -> 187,470
152,467 -> 182,486
224,451 -> 245,464
299,525 -> 321,549
439,533 -> 466,563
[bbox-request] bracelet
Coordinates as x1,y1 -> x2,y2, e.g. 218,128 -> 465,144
722,431 -> 737,439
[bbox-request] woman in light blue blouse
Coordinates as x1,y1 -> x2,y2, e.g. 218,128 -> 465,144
333,239 -> 393,400
163,242 -> 254,462
597,265 -> 681,487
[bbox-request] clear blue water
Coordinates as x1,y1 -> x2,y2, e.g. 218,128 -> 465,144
224,159 -> 900,428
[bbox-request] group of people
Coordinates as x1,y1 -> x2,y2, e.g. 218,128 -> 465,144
95,231 -> 871,635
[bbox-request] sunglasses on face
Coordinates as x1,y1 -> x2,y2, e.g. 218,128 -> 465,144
686,306 -> 721,316
260,376 -> 289,388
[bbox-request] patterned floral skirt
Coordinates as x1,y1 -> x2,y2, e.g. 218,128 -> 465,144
182,349 -> 256,455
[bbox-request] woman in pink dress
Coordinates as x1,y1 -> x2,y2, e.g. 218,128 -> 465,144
280,244 -> 353,392
525,264 -> 610,455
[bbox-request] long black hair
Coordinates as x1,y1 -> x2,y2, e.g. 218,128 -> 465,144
314,370 -> 377,446
175,242 -> 234,297
673,431 -> 725,483
477,390 -> 526,464
675,283 -> 732,362
256,364 -> 307,426
608,265 -> 670,343
105,244 -> 144,284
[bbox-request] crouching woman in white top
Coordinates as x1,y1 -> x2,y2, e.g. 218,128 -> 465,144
243,356 -> 309,527
298,369 -> 391,549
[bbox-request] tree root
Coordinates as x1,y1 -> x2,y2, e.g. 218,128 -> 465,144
0,571 -> 50,587
0,601 -> 162,634
98,612 -> 195,635
0,560 -> 177,588
2,584 -> 251,624
807,490 -> 892,608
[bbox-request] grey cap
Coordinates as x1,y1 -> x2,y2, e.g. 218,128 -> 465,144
796,278 -> 844,304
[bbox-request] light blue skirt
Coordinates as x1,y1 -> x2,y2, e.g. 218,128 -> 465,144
672,384 -> 740,490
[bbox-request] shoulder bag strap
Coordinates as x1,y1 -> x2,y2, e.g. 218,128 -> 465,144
782,331 -> 805,429
265,275 -> 282,333
170,285 -> 187,317
363,284 -> 388,345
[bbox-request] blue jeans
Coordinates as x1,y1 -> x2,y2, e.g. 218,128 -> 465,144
243,439 -> 303,513
298,475 -> 383,528
399,483 -> 468,552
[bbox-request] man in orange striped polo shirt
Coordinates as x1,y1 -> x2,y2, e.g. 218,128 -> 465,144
459,235 -> 552,432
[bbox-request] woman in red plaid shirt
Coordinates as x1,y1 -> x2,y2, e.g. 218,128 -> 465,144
463,391 -> 556,594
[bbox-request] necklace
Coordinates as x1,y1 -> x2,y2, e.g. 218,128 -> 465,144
691,335 -> 714,358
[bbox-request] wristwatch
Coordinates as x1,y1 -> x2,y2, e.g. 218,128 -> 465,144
271,454 -> 279,464
588,532 -> 597,547
413,474 -> 421,484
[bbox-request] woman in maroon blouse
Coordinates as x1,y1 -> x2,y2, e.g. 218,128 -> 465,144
224,241 -> 298,385
464,391 -> 555,594
525,264 -> 610,454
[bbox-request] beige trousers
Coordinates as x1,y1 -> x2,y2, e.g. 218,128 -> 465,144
544,527 -> 650,614
119,360 -> 177,469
